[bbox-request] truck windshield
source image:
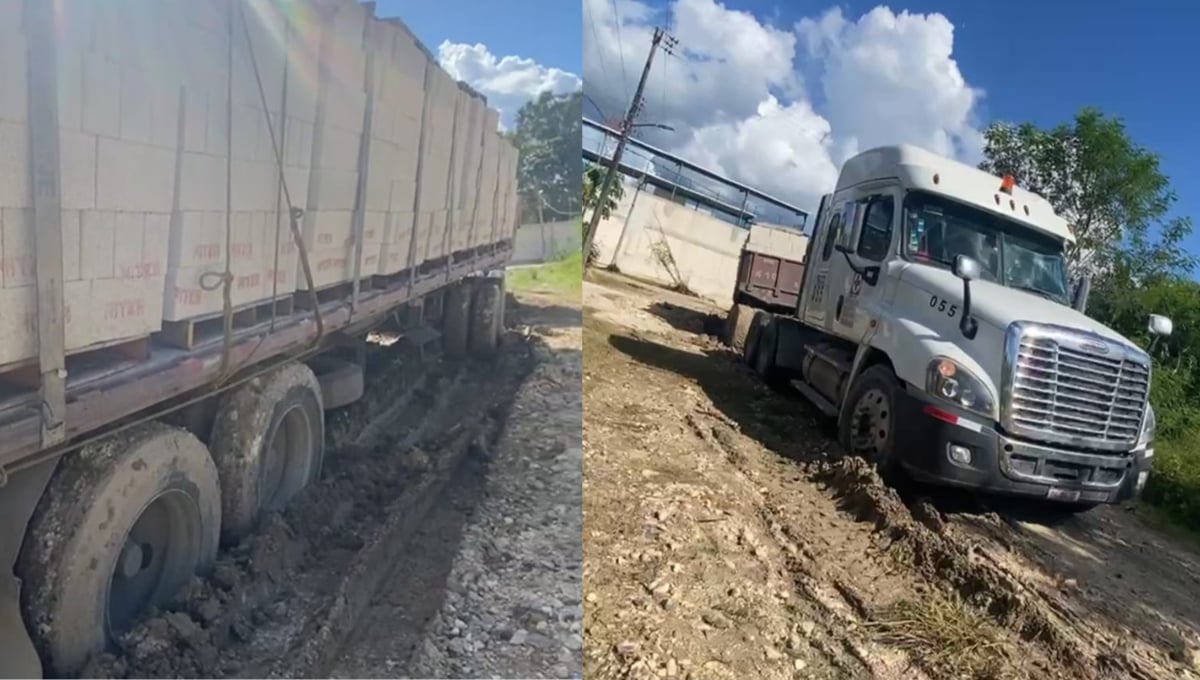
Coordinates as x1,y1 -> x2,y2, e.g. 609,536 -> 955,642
902,191 -> 1069,304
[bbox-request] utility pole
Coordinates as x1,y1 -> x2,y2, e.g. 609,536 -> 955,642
582,27 -> 676,266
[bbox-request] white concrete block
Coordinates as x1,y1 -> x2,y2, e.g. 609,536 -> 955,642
142,212 -> 171,278
92,275 -> 165,341
302,210 -> 354,252
296,245 -> 353,290
171,211 -> 225,269
96,138 -> 175,213
315,127 -> 362,171
389,178 -> 417,213
0,121 -> 30,208
0,208 -> 32,288
230,160 -> 279,213
79,210 -> 117,280
0,32 -> 27,124
62,210 -> 82,281
307,169 -> 359,211
382,210 -> 415,244
113,212 -> 147,281
60,131 -> 97,211
83,54 -> 122,138
179,152 -> 228,211
163,263 -> 262,321
377,237 -> 411,275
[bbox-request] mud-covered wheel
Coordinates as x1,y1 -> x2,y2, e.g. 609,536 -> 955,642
724,303 -> 756,351
753,317 -> 789,390
209,362 -> 324,545
469,278 -> 504,356
16,423 -> 221,676
742,310 -> 770,366
442,282 -> 471,358
839,365 -> 901,478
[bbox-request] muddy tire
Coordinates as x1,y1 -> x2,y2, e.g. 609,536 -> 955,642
310,357 -> 365,410
839,365 -> 901,479
16,423 -> 221,676
469,278 -> 504,356
209,362 -> 324,545
724,303 -> 756,351
742,310 -> 770,366
753,317 -> 789,390
442,283 -> 471,358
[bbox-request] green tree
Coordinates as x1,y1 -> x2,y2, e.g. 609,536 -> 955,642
582,161 -> 624,222
979,107 -> 1195,283
511,90 -> 582,223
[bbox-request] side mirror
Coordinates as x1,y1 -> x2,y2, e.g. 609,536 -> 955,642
952,255 -> 981,281
1149,314 -> 1173,338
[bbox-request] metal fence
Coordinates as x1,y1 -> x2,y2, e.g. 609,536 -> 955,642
582,118 -> 809,232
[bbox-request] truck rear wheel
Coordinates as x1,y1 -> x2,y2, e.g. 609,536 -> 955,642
209,362 -> 324,545
724,303 -> 756,351
839,365 -> 901,478
742,310 -> 770,366
442,283 -> 471,358
469,278 -> 504,356
17,423 -> 221,676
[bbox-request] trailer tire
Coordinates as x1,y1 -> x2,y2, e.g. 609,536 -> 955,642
839,365 -> 901,479
753,318 -> 789,390
724,303 -> 756,351
469,278 -> 504,355
443,283 -> 471,358
16,423 -> 221,677
210,362 -> 324,545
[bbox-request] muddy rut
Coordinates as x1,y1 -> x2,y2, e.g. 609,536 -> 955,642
81,296 -> 558,679
582,274 -> 1200,680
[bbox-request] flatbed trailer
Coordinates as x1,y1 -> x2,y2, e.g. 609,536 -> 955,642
0,1 -> 522,676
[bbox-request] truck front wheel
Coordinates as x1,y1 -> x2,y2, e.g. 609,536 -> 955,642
209,362 -> 325,545
17,423 -> 222,676
839,365 -> 901,478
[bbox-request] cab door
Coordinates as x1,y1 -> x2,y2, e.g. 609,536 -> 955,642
800,197 -> 853,329
826,189 -> 899,343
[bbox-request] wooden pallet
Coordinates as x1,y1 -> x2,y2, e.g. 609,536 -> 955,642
0,335 -> 150,391
156,296 -> 296,350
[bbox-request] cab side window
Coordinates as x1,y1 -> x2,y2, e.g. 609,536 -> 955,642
821,212 -> 843,262
857,195 -> 895,261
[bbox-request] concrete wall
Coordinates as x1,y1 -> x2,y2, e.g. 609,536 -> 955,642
513,220 -> 580,264
592,189 -> 749,307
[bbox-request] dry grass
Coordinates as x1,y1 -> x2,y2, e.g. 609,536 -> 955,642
866,595 -> 1015,679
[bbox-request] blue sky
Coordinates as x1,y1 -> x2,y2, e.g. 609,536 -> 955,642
372,0 -> 582,75
580,0 -> 1200,258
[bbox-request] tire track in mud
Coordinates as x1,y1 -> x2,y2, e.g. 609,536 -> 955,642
584,276 -> 1199,680
82,303 -> 546,679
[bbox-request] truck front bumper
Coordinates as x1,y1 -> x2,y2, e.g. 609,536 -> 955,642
891,386 -> 1151,504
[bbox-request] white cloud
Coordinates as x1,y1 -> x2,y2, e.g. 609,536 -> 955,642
438,41 -> 581,129
582,0 -> 985,213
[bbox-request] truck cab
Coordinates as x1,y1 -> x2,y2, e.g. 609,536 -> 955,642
746,144 -> 1168,508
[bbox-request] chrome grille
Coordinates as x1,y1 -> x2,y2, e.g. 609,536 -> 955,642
1003,322 -> 1150,450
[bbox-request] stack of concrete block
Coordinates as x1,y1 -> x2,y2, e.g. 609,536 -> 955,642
161,0 -> 318,320
471,123 -> 500,250
368,19 -> 427,278
499,141 -> 521,243
450,87 -> 486,255
0,1 -> 173,366
408,61 -> 459,267
294,0 -> 370,291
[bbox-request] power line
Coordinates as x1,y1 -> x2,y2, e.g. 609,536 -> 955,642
585,0 -> 609,95
582,26 -> 678,264
611,0 -> 629,101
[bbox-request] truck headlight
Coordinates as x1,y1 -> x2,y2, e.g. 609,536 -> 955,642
1138,404 -> 1156,448
926,358 -> 995,417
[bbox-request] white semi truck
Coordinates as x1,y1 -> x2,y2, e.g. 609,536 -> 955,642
734,145 -> 1167,510
0,1 -> 520,676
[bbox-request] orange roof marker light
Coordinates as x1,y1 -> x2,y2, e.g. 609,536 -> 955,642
999,174 -> 1016,194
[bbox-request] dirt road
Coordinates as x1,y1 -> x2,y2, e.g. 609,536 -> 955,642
582,273 -> 1200,680
83,290 -> 581,679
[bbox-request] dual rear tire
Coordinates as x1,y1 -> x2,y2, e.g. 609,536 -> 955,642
17,362 -> 327,675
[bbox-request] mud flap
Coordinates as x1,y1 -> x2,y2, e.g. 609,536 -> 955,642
0,576 -> 39,678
